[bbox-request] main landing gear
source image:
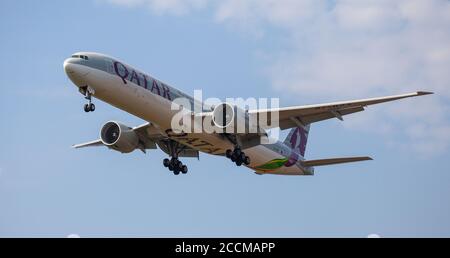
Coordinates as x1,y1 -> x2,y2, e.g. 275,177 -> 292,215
161,140 -> 188,175
163,158 -> 188,175
225,147 -> 251,166
81,86 -> 95,112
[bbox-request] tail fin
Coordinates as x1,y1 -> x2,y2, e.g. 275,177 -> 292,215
284,125 -> 310,157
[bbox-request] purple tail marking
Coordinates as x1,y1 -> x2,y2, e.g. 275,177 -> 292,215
290,127 -> 308,156
283,126 -> 310,167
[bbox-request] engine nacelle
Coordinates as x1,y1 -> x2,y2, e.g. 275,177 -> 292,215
211,103 -> 258,133
100,121 -> 139,153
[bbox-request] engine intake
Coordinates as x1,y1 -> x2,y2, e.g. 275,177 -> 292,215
100,121 -> 139,153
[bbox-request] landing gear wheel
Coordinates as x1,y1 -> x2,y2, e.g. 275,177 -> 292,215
83,103 -> 95,112
225,149 -> 233,159
162,141 -> 190,174
244,156 -> 251,165
163,158 -> 170,167
239,152 -> 246,162
176,162 -> 183,173
165,157 -> 188,175
226,146 -> 251,167
82,87 -> 95,112
89,103 -> 95,112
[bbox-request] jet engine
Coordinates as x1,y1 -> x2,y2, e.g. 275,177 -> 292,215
100,121 -> 139,153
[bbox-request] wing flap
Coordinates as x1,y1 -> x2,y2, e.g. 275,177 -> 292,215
301,156 -> 373,167
156,140 -> 199,158
279,106 -> 365,129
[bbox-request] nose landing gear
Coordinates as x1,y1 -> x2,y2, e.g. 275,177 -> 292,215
81,86 -> 95,112
226,147 -> 251,166
84,103 -> 95,112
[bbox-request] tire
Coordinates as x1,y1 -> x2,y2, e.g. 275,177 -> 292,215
225,149 -> 233,159
244,156 -> 251,165
173,169 -> 180,175
168,164 -> 174,171
231,154 -> 237,162
89,103 -> 95,112
163,158 -> 170,167
181,165 -> 188,174
236,160 -> 243,166
177,161 -> 183,170
239,152 -> 246,162
84,104 -> 90,112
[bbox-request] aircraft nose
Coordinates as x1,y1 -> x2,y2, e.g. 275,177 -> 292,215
64,57 -> 89,87
63,58 -> 75,75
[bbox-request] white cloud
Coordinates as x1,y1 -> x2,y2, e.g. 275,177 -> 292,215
367,233 -> 381,238
214,0 -> 327,37
101,0 -> 450,156
334,1 -> 402,31
67,234 -> 81,238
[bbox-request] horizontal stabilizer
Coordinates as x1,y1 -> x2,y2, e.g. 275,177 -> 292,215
301,156 -> 372,167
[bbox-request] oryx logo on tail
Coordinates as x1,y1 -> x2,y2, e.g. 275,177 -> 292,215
285,125 -> 310,157
281,125 -> 310,168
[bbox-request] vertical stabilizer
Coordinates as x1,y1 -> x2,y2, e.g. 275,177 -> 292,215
283,125 -> 310,157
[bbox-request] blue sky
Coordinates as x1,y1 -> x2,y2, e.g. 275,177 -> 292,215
1,0 -> 450,237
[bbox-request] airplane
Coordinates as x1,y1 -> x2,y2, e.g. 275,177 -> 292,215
64,52 -> 433,176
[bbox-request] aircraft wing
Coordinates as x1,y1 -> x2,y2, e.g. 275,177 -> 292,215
249,91 -> 433,130
72,122 -> 159,150
72,139 -> 103,149
72,122 -> 199,157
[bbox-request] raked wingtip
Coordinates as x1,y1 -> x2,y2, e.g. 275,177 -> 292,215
417,91 -> 434,96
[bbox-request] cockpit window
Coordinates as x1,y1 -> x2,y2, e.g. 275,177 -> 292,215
71,55 -> 89,60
